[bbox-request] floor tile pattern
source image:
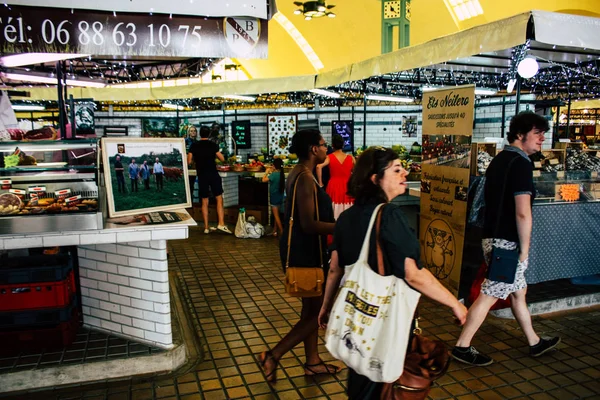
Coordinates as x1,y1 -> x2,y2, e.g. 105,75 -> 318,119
3,228 -> 600,399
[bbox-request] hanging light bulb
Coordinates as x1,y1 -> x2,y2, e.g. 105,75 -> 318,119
517,57 -> 539,79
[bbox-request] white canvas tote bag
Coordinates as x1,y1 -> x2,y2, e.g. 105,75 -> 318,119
325,204 -> 421,383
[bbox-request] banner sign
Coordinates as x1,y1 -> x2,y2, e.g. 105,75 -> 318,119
0,5 -> 268,59
232,120 -> 252,149
6,0 -> 269,20
332,121 -> 354,153
419,86 -> 475,296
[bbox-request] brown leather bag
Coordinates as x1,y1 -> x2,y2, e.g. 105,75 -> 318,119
284,170 -> 324,298
375,209 -> 450,400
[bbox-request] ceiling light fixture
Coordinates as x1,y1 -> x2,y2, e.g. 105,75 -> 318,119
1,53 -> 89,67
474,88 -> 497,96
517,57 -> 539,79
293,1 -> 336,19
222,95 -> 256,102
12,104 -> 46,111
2,71 -> 106,88
366,94 -> 414,103
309,89 -> 341,98
161,103 -> 185,110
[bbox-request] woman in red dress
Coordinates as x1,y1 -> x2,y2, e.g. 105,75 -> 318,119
316,134 -> 355,219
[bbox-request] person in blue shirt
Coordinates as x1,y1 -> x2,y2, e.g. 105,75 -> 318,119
129,158 -> 140,192
262,158 -> 285,236
153,157 -> 164,192
140,160 -> 151,190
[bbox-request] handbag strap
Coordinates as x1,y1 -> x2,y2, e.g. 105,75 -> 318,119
285,169 -> 324,269
375,204 -> 387,276
357,203 -> 385,265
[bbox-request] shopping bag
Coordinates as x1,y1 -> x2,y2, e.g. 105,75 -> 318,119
468,261 -> 511,310
235,208 -> 247,238
245,216 -> 264,238
325,204 -> 421,383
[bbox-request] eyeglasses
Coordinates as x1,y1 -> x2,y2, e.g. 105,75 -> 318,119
316,142 -> 328,148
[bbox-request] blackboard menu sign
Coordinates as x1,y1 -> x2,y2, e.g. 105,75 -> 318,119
332,120 -> 354,153
232,120 -> 251,149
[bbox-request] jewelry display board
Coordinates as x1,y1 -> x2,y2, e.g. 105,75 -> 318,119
267,114 -> 297,156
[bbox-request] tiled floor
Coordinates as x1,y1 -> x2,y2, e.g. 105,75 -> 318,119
4,227 -> 600,399
0,328 -> 165,374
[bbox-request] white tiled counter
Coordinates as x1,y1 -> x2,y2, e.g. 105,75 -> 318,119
0,215 -> 194,350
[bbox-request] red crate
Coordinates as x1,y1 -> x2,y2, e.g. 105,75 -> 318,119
0,309 -> 80,356
0,269 -> 76,312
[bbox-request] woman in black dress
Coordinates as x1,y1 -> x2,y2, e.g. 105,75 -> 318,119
318,147 -> 468,399
259,129 -> 341,382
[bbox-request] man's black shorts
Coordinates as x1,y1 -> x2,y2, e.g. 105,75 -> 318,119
197,171 -> 224,198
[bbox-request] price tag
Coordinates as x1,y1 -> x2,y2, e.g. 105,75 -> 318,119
532,170 -> 541,178
556,171 -> 565,179
549,159 -> 559,165
534,161 -> 542,169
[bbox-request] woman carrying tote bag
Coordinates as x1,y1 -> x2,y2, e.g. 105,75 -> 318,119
318,147 -> 468,399
259,129 -> 340,382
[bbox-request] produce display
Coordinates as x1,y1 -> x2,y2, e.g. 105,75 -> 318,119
565,148 -> 600,171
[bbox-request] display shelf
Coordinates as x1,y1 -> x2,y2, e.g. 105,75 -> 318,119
0,139 -> 97,152
0,165 -> 96,173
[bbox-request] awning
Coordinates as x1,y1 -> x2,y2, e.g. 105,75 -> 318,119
17,10 -> 600,102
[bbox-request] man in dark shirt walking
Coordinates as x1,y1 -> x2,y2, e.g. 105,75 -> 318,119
452,112 -> 560,366
114,155 -> 125,193
187,126 -> 232,234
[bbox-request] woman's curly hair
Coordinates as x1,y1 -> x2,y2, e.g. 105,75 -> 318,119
347,147 -> 399,205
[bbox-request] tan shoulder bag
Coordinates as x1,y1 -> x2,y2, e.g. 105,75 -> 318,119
284,171 -> 325,297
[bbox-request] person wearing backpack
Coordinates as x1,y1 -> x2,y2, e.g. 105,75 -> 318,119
452,112 -> 561,366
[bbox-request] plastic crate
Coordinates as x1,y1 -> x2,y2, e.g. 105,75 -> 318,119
0,254 -> 73,284
0,297 -> 77,328
0,309 -> 80,355
0,269 -> 76,312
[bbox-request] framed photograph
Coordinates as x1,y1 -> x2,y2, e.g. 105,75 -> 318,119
267,114 -> 297,155
101,138 -> 191,218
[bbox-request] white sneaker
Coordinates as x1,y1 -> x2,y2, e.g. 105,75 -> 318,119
204,228 -> 210,234
217,225 -> 232,234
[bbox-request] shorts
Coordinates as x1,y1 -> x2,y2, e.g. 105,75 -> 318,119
481,238 -> 528,300
197,171 -> 223,198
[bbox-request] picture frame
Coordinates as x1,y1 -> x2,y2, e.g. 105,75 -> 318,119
267,114 -> 297,155
101,137 -> 191,218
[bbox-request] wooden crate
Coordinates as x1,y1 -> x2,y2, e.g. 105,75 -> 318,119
555,142 -> 585,150
470,143 -> 497,176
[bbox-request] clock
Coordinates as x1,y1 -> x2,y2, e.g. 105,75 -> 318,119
383,0 -> 401,19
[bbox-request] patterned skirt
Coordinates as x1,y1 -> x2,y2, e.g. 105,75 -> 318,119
481,238 -> 528,300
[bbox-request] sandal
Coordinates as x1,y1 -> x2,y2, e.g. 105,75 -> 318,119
303,361 -> 341,376
259,351 -> 277,382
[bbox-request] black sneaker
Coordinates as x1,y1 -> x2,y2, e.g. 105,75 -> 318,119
530,337 -> 561,357
451,346 -> 494,366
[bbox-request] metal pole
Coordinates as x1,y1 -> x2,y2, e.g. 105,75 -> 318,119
56,62 -> 66,139
69,95 -> 76,138
363,82 -> 367,148
501,95 -> 506,138
554,104 -> 561,146
337,99 -> 341,122
566,93 -> 572,140
515,75 -> 522,116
